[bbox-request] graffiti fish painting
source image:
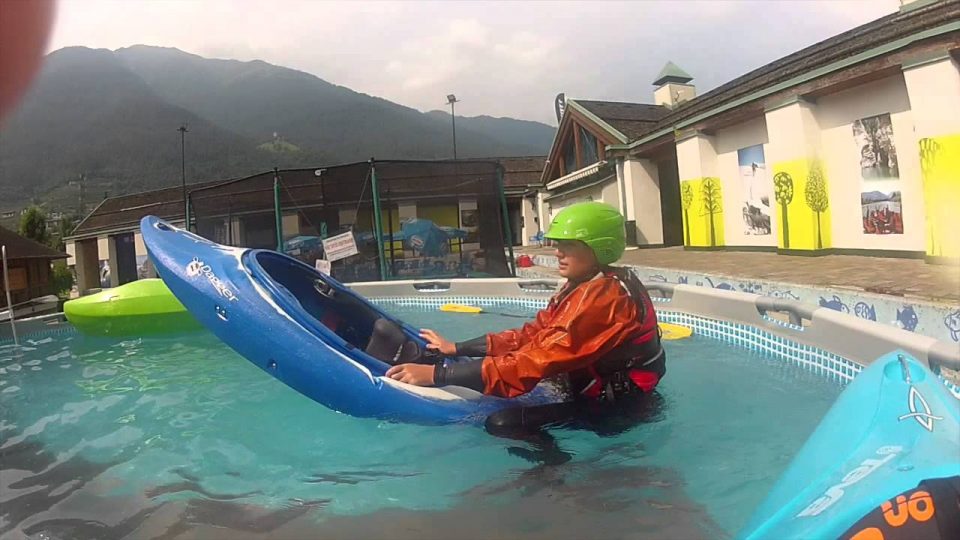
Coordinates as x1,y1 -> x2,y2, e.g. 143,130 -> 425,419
769,289 -> 801,301
703,277 -> 736,291
896,306 -> 919,332
945,310 -> 960,342
819,295 -> 850,313
853,302 -> 877,321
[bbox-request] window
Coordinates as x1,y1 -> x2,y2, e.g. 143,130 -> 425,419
563,140 -> 577,175
578,126 -> 599,166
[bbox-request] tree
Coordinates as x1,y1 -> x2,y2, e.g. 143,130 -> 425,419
680,182 -> 694,246
919,137 -> 941,177
50,214 -> 80,251
50,262 -> 74,297
804,163 -> 829,249
18,206 -> 50,245
700,177 -> 723,247
773,171 -> 794,248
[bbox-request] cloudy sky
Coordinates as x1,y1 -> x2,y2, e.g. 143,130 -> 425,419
48,0 -> 899,125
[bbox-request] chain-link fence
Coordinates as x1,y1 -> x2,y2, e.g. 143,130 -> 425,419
187,160 -> 515,282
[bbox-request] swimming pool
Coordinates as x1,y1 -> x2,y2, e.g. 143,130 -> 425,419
0,300 -> 844,539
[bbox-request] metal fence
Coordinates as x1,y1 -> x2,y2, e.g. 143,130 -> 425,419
188,160 -> 515,282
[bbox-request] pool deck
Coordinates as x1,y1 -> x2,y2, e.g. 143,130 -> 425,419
515,246 -> 960,305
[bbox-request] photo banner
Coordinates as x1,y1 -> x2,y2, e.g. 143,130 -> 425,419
738,144 -> 772,236
853,113 -> 903,235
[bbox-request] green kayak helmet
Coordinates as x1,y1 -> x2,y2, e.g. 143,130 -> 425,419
544,201 -> 626,266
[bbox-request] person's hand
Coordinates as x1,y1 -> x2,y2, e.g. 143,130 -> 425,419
419,328 -> 457,355
386,363 -> 435,386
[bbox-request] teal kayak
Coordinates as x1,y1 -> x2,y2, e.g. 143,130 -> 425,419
739,351 -> 960,539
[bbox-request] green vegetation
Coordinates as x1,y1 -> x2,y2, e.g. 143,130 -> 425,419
18,206 -> 50,245
1,46 -> 554,209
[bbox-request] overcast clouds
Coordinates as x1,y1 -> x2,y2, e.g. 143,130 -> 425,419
48,0 -> 899,125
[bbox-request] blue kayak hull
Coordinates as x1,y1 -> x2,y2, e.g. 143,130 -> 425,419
140,216 -> 554,424
739,351 -> 960,539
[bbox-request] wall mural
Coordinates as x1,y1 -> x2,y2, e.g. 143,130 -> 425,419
854,113 -> 903,235
738,145 -> 772,236
679,177 -> 725,247
771,159 -> 831,250
919,134 -> 960,259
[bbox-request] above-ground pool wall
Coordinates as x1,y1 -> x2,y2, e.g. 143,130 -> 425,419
523,255 -> 960,346
344,278 -> 959,378
655,283 -> 948,371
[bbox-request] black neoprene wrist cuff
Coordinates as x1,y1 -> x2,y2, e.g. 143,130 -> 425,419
434,358 -> 485,391
455,336 -> 488,357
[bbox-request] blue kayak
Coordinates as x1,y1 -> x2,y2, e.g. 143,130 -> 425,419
739,351 -> 960,539
140,216 -> 556,424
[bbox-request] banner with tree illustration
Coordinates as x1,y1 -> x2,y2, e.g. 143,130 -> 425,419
771,159 -> 831,250
919,134 -> 960,259
853,113 -> 903,235
680,177 -> 724,248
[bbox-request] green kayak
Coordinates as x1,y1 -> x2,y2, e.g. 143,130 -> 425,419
64,278 -> 201,336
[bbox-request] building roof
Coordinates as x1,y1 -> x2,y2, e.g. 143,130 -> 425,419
499,156 -> 547,188
631,0 -> 958,146
574,100 -> 670,140
653,61 -> 693,86
0,226 -> 68,260
71,179 -> 224,238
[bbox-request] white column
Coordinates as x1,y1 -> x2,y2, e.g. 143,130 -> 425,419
134,232 -> 156,279
676,131 -> 718,180
622,158 -> 664,245
763,99 -> 828,251
675,132 -> 723,247
74,238 -> 100,295
106,235 -> 120,288
520,194 -> 539,246
902,54 -> 960,260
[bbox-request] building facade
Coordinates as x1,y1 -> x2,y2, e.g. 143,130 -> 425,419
536,0 -> 959,264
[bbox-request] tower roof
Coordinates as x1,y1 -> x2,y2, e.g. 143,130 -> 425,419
653,61 -> 693,86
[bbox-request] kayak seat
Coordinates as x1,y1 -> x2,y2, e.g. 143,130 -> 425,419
365,318 -> 423,365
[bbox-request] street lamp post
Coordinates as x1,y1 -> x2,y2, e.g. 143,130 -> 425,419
178,124 -> 189,225
446,94 -> 459,160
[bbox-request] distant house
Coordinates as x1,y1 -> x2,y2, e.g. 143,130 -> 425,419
0,226 -> 68,308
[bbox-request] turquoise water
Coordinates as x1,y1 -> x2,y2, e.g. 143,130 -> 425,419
0,306 -> 843,539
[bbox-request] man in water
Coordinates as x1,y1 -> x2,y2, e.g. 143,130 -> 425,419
387,202 -> 665,462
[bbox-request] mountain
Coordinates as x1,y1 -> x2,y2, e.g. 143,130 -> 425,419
425,110 -> 556,152
0,45 -> 555,210
861,190 -> 892,204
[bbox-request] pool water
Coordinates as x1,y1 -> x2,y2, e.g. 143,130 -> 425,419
0,305 -> 843,539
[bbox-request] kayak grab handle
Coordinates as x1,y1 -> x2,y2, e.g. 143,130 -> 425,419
412,281 -> 451,292
516,280 -> 558,293
645,282 -> 675,301
928,340 -> 960,374
755,297 -> 816,328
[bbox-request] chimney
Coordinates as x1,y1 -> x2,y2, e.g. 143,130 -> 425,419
653,61 -> 695,109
